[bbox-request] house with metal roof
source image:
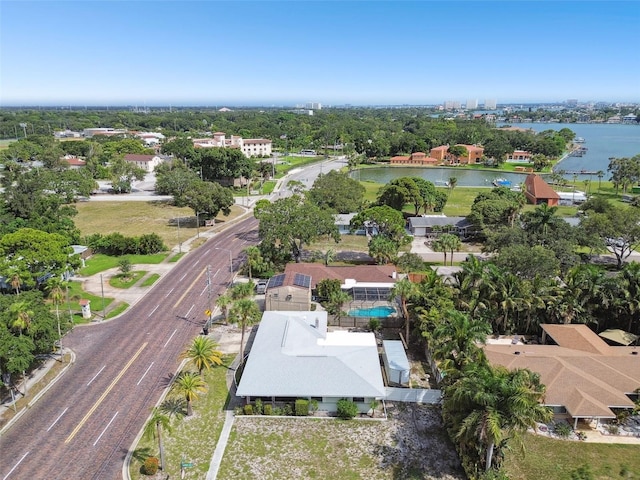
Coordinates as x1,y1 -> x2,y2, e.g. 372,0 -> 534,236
236,311 -> 386,412
483,324 -> 640,429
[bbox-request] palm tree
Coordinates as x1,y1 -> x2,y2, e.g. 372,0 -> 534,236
446,364 -> 552,472
47,277 -> 66,357
448,177 -> 458,194
229,299 -> 261,364
446,234 -> 462,267
10,300 -> 33,335
181,336 -> 223,376
430,310 -> 491,374
389,278 -> 418,344
244,246 -> 262,281
231,281 -> 255,300
216,294 -> 232,324
596,170 -> 605,192
143,408 -> 172,470
10,271 -> 23,295
431,236 -> 448,266
453,255 -> 489,316
171,371 -> 207,416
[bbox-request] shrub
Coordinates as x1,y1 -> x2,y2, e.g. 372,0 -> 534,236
254,398 -> 263,415
309,399 -> 318,415
263,403 -> 273,415
605,423 -> 619,435
295,399 -> 309,416
234,406 -> 243,415
553,421 -> 572,438
283,403 -> 293,416
273,406 -> 283,416
368,318 -> 381,332
337,398 -> 359,419
142,456 -> 159,475
243,404 -> 254,415
570,464 -> 594,480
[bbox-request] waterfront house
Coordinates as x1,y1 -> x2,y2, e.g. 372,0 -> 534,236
236,310 -> 386,413
506,150 -> 532,162
524,174 -> 560,206
484,324 -> 640,429
429,144 -> 484,165
390,152 -> 439,166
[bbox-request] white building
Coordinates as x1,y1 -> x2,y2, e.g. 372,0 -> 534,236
192,132 -> 272,158
484,99 -> 497,110
466,99 -> 478,110
123,154 -> 163,172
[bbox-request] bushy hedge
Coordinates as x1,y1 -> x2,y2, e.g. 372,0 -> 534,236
85,232 -> 166,255
295,399 -> 309,416
336,398 -> 358,419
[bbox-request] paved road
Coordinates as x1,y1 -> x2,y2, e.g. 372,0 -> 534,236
0,217 -> 259,480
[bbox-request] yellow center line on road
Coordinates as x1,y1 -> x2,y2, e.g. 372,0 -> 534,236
65,342 -> 148,444
173,267 -> 206,308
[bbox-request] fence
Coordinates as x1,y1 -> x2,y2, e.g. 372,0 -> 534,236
328,315 -> 403,329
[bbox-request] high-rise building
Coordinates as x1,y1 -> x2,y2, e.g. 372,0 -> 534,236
444,100 -> 461,110
566,99 -> 578,107
484,99 -> 497,110
466,99 -> 478,110
306,102 -> 322,110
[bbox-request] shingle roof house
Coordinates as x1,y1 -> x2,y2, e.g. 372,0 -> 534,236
524,173 -> 560,206
484,324 -> 640,427
236,311 -> 386,412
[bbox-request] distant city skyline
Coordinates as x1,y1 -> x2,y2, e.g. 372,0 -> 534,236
1,1 -> 638,107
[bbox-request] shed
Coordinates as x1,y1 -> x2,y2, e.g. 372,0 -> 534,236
382,340 -> 410,386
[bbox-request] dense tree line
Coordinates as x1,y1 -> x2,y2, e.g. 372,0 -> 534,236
2,107 -> 574,163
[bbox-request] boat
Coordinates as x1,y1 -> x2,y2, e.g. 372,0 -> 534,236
434,179 -> 450,187
574,137 -> 586,143
493,178 -> 512,187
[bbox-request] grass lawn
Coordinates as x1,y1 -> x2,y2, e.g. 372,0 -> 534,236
79,253 -> 167,276
109,271 -> 147,288
502,433 -> 640,479
106,302 -> 129,319
129,357 -> 232,480
140,273 -> 160,287
168,252 -> 185,262
67,280 -> 113,320
309,234 -> 369,253
74,201 -> 246,249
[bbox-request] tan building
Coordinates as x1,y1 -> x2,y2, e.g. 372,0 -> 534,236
264,272 -> 312,311
506,150 -> 532,162
429,144 -> 484,164
390,152 -> 439,166
484,324 -> 640,428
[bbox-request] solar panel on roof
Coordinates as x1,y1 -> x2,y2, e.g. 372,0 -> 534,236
268,274 -> 285,288
293,273 -> 311,288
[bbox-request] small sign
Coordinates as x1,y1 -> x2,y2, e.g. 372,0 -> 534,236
205,309 -> 212,317
181,462 -> 194,468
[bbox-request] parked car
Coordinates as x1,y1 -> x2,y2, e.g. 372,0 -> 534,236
255,279 -> 268,295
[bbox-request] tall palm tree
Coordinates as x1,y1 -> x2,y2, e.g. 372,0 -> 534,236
181,336 -> 223,376
453,255 -> 489,316
446,364 -> 552,472
448,177 -> 458,194
596,170 -> 605,192
10,300 -> 33,335
216,293 -> 232,324
446,234 -> 462,266
244,246 -> 262,281
143,408 -> 172,470
47,277 -> 66,355
229,299 -> 262,364
231,281 -> 255,300
430,310 -> 491,374
171,371 -> 207,416
389,278 -> 418,344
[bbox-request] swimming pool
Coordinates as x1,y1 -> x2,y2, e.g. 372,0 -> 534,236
348,306 -> 395,318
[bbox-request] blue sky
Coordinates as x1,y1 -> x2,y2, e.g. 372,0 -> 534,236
1,1 -> 638,106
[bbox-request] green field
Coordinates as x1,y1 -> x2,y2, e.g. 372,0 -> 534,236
502,433 -> 640,479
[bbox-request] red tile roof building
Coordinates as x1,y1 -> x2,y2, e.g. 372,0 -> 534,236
524,173 -> 560,206
390,152 -> 439,166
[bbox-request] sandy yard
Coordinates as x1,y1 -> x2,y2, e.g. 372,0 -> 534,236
217,404 -> 464,480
